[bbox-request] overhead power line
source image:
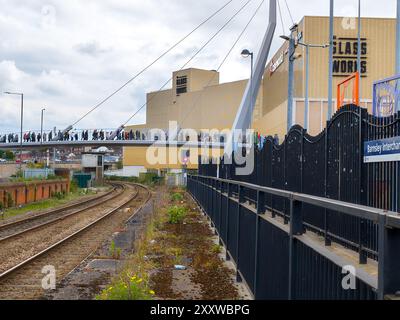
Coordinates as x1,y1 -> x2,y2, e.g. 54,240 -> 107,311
71,0 -> 235,127
122,0 -> 254,126
180,0 -> 265,128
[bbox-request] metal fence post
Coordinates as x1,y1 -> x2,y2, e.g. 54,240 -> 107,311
218,181 -> 223,245
359,109 -> 367,265
254,190 -> 265,298
378,213 -> 400,300
226,183 -> 231,261
236,185 -> 244,282
284,135 -> 289,224
324,123 -> 332,246
288,198 -> 304,300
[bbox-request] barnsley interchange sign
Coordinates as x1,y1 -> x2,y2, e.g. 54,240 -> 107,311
364,137 -> 400,163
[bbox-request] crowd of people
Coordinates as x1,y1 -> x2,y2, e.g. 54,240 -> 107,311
0,128 -> 234,144
0,129 -> 149,144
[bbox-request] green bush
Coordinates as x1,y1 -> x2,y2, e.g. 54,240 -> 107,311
171,193 -> 184,202
5,151 -> 15,161
167,206 -> 187,224
0,202 -> 3,211
52,191 -> 66,200
69,179 -> 78,194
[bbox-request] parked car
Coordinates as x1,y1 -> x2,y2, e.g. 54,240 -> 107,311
0,159 -> 7,163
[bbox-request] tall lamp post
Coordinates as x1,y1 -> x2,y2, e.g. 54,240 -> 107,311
297,42 -> 330,130
4,92 -> 24,172
281,24 -> 298,133
241,49 -> 254,142
41,108 -> 46,144
328,0 -> 334,120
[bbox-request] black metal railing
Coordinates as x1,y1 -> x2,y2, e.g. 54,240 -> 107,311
188,174 -> 400,300
199,105 -> 400,263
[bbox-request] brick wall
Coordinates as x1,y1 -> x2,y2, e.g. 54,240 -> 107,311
0,179 -> 70,208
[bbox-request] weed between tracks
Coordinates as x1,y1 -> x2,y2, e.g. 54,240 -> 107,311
97,187 -> 239,300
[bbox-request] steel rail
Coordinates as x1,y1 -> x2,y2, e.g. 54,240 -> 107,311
0,182 -> 149,281
0,183 -> 125,243
0,183 -> 118,232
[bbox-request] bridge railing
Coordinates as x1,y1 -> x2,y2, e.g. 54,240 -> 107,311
188,174 -> 400,300
0,128 -> 228,145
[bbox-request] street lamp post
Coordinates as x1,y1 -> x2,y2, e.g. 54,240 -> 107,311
241,49 -> 254,142
41,108 -> 46,144
297,42 -> 329,130
281,24 -> 298,133
4,92 -> 24,172
328,0 -> 334,120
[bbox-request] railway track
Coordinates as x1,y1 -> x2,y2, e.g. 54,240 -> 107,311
0,183 -> 151,300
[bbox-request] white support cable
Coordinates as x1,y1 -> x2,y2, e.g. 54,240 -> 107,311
121,0 -> 254,127
284,0 -> 294,25
180,0 -> 266,129
277,0 -> 286,34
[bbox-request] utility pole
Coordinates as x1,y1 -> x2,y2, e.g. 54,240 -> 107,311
41,108 -> 45,144
328,0 -> 334,120
396,0 -> 400,112
357,0 -> 361,104
286,24 -> 298,133
4,92 -> 24,173
298,42 -> 329,131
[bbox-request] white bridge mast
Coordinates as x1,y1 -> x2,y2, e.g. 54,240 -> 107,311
226,0 -> 277,155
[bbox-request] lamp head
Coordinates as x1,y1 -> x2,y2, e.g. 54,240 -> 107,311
241,49 -> 252,58
280,35 -> 290,41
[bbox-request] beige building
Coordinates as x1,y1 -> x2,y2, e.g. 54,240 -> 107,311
124,16 -> 398,173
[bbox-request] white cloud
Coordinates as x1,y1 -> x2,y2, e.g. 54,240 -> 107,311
0,0 -> 397,134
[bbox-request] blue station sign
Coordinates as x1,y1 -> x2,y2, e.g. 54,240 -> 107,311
364,136 -> 400,163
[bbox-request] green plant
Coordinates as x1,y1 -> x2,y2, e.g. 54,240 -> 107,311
69,179 -> 78,194
5,151 -> 15,161
211,244 -> 222,254
96,275 -> 154,300
109,240 -> 122,259
6,193 -> 14,208
0,202 -> 3,211
51,191 -> 66,200
171,192 -> 184,202
116,160 -> 123,170
167,206 -> 187,224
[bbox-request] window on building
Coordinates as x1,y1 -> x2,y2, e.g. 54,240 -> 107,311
176,76 -> 188,95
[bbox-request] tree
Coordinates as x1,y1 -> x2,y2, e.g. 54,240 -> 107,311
5,151 -> 15,161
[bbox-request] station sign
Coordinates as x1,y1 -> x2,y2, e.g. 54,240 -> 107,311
364,136 -> 400,163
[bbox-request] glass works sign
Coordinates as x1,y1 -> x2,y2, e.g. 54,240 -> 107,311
332,35 -> 368,77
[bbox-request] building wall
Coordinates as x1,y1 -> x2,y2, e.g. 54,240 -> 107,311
124,16 -> 398,169
253,16 -> 397,138
123,145 -> 223,170
0,179 -> 70,208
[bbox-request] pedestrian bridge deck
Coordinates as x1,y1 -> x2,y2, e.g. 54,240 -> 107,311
0,140 -> 225,150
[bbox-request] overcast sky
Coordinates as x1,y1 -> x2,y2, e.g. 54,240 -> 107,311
0,0 -> 397,133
